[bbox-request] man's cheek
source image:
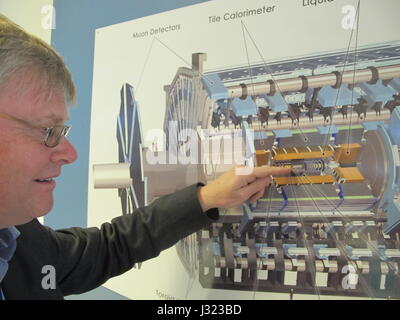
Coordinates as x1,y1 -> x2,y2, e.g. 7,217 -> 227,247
0,139 -> 12,179
0,136 -> 12,154
0,140 -> 25,194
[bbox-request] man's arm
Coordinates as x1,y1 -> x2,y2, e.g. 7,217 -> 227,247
51,183 -> 216,296
50,165 -> 290,296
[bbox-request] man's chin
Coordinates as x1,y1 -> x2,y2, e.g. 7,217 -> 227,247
0,199 -> 53,227
24,201 -> 53,225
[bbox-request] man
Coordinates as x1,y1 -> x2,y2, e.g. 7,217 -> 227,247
0,15 -> 290,299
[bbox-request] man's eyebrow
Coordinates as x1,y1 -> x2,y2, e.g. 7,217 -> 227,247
43,114 -> 69,124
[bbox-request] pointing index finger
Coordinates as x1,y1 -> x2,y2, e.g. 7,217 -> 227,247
251,165 -> 292,178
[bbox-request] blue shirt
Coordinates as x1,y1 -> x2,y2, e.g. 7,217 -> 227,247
0,227 -> 20,300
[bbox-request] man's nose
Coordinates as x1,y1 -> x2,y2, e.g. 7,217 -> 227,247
50,137 -> 78,165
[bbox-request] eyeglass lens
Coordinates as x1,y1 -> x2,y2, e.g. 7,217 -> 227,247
45,126 -> 70,147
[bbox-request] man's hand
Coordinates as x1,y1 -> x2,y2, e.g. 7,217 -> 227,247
197,165 -> 292,211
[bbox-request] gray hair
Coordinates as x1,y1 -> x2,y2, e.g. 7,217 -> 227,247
0,14 -> 75,105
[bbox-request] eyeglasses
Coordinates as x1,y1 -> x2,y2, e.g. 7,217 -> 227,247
0,112 -> 71,148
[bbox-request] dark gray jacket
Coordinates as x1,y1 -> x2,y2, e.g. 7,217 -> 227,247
2,184 -> 218,299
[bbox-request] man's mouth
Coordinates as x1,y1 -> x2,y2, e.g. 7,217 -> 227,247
34,176 -> 57,184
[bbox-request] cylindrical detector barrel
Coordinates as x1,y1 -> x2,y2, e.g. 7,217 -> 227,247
227,64 -> 400,99
280,159 -> 326,176
93,163 -> 132,189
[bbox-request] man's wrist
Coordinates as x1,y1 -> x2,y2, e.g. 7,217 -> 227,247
197,185 -> 213,212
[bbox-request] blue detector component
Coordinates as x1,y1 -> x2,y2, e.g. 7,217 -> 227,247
202,73 -> 228,101
388,78 -> 400,92
317,84 -> 360,108
216,99 -> 228,112
336,184 -> 344,210
314,244 -> 329,260
283,243 -> 297,259
213,242 -> 221,256
388,106 -> 400,146
278,187 -> 289,213
317,125 -> 339,135
362,121 -> 385,131
332,132 -> 338,144
359,80 -> 397,108
231,96 -> 257,116
254,131 -> 270,140
264,93 -> 288,113
117,83 -> 147,213
273,129 -> 293,138
376,114 -> 400,234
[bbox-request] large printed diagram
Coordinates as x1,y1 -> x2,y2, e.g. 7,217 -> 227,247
92,40 -> 400,298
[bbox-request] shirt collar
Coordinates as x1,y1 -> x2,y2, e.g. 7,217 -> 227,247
0,227 -> 20,250
0,227 -> 20,283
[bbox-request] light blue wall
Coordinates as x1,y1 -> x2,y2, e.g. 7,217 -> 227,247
45,0 -> 210,229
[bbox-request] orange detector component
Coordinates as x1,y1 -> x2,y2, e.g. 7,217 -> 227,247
255,150 -> 270,167
334,167 -> 365,183
333,143 -> 362,164
272,145 -> 334,161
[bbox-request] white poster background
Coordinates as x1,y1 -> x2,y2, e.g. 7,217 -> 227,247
88,0 -> 400,299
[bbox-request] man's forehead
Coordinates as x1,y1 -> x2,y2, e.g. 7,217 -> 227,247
0,70 -> 69,123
